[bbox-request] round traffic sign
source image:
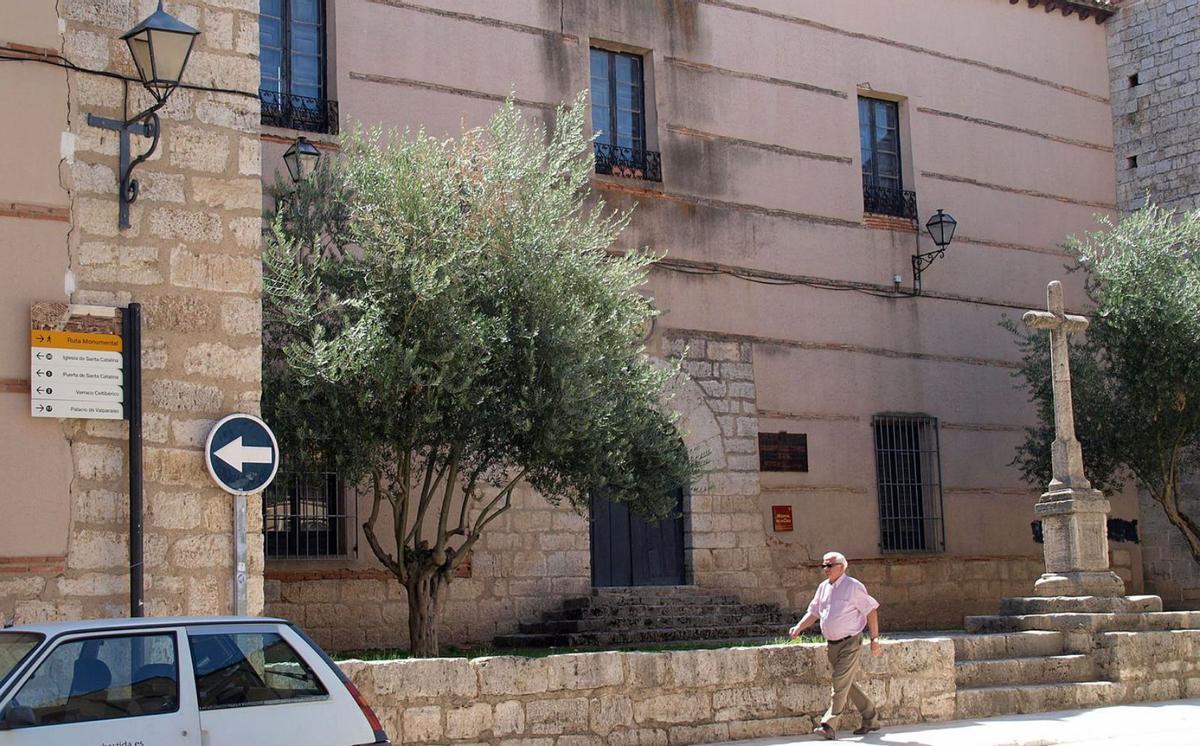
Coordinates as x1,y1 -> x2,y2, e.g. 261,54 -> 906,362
204,413 -> 280,495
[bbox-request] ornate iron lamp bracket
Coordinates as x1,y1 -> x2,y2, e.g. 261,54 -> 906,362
86,104 -> 163,231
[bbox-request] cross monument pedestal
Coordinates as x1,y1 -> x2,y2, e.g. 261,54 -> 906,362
1022,281 -> 1125,598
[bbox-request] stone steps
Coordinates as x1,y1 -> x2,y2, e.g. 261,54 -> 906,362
521,610 -> 792,635
955,654 -> 1094,688
952,631 -> 1065,661
964,610 -> 1200,634
495,585 -> 796,649
495,623 -> 782,649
954,681 -> 1125,720
543,602 -> 786,622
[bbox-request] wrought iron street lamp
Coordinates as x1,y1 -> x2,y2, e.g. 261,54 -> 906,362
912,209 -> 957,294
87,2 -> 200,230
283,137 -> 322,183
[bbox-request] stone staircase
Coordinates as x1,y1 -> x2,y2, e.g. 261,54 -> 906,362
494,585 -> 795,649
952,594 -> 1200,718
952,630 -> 1122,718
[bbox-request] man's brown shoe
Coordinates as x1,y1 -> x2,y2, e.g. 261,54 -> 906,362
814,723 -> 836,740
852,722 -> 880,735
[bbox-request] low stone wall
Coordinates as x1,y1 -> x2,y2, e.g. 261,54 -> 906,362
1095,629 -> 1200,701
338,639 -> 956,745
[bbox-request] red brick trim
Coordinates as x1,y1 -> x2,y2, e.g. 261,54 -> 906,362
863,213 -> 918,233
267,554 -> 472,581
260,133 -> 341,151
0,203 -> 70,223
0,379 -> 30,394
0,556 -> 67,575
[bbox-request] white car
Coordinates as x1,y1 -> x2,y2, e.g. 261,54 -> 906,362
0,616 -> 389,746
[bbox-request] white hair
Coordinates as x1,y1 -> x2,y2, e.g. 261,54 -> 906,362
823,551 -> 848,570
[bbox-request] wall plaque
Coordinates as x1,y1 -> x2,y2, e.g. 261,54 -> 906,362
759,431 -> 808,471
772,505 -> 794,532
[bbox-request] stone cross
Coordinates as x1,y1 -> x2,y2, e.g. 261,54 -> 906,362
1022,280 -> 1124,597
1022,280 -> 1091,492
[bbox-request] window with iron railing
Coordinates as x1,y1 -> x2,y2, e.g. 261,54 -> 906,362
263,471 -> 356,560
590,47 -> 661,182
872,415 -> 945,553
859,97 -> 916,220
260,0 -> 338,135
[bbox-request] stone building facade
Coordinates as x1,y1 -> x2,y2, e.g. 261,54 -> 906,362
260,0 -> 1142,650
0,1 -> 264,623
1106,0 -> 1200,607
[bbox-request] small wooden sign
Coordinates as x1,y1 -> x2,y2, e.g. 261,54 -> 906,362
30,303 -> 124,420
772,505 -> 793,532
759,431 -> 809,471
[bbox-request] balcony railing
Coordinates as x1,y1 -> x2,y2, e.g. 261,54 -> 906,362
594,142 -> 662,182
863,177 -> 918,221
260,89 -> 339,135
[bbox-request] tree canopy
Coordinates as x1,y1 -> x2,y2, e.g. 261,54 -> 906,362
1008,205 -> 1200,562
262,96 -> 701,655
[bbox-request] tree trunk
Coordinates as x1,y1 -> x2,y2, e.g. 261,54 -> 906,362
406,571 -> 445,657
1154,478 -> 1200,565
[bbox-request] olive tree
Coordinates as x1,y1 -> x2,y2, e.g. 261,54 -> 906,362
263,97 -> 700,656
1008,205 -> 1200,563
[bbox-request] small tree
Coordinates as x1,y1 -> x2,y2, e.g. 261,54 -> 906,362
1008,205 -> 1200,563
263,97 -> 701,656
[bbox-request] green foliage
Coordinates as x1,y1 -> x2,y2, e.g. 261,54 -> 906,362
262,95 -> 701,651
1007,205 -> 1200,560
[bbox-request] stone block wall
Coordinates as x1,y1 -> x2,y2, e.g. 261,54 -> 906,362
265,485 -> 591,651
1108,0 -> 1200,213
1095,629 -> 1200,701
339,639 -> 956,745
1,0 -> 265,624
1137,484 -> 1200,608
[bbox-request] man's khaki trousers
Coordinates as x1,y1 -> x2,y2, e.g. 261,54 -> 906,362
821,633 -> 878,730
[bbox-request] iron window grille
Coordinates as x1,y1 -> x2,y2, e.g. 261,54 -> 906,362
872,414 -> 946,553
260,90 -> 339,135
590,47 -> 662,182
859,97 -> 916,220
263,471 -> 356,560
259,0 -> 338,135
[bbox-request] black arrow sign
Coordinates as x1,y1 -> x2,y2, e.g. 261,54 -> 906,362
35,370 -> 53,378
35,404 -> 53,413
34,334 -> 49,343
35,386 -> 53,395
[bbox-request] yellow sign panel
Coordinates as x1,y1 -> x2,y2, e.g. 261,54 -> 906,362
30,330 -> 123,353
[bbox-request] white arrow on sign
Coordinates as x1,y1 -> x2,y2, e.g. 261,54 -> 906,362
213,436 -> 274,472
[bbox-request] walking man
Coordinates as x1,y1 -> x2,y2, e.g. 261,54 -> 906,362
789,551 -> 882,740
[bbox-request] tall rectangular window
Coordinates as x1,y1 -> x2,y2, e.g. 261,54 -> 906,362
260,0 -> 337,134
859,97 -> 915,219
263,471 -> 355,559
872,415 -> 945,553
589,47 -> 661,181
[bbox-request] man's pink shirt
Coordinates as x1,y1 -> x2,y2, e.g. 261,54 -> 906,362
807,574 -> 879,641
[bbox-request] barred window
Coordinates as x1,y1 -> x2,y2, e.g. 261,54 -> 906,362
264,472 -> 355,560
872,415 -> 945,553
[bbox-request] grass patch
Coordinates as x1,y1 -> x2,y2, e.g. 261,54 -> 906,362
333,634 -> 825,661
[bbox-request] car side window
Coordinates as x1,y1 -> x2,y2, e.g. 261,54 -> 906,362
188,631 -> 326,710
9,633 -> 179,727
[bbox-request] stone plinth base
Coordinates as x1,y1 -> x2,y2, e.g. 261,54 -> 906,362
1033,570 -> 1127,598
999,595 -> 1162,616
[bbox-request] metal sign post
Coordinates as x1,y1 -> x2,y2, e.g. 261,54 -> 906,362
30,302 -> 141,616
204,414 -> 280,616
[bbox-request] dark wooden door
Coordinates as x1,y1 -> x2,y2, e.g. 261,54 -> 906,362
590,488 -> 686,587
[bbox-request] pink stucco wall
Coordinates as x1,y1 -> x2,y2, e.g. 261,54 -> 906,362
263,0 -> 1139,648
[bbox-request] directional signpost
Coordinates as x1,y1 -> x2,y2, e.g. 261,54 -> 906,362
205,414 -> 280,615
30,312 -> 125,420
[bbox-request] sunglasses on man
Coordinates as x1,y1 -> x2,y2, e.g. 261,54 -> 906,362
821,562 -> 840,569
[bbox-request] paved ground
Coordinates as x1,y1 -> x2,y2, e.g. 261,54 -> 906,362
703,698 -> 1200,746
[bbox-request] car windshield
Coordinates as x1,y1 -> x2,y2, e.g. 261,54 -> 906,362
0,632 -> 43,691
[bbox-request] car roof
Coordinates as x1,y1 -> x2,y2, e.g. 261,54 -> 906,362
1,616 -> 288,637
